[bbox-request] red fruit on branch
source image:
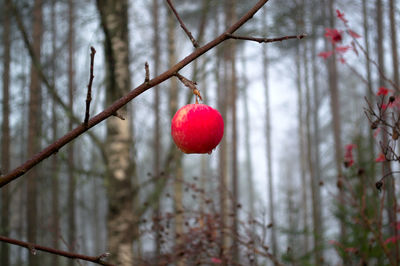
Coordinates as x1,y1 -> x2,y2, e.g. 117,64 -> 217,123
171,104 -> 224,154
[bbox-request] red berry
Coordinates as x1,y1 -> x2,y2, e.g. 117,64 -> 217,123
171,104 -> 224,154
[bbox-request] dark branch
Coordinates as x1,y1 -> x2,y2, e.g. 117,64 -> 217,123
166,0 -> 199,48
0,235 -> 114,266
226,33 -> 307,43
84,46 -> 96,126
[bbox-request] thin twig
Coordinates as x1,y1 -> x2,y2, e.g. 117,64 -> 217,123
0,235 -> 114,266
84,46 -> 96,126
175,73 -> 202,103
226,33 -> 307,43
144,62 -> 150,83
166,0 -> 199,48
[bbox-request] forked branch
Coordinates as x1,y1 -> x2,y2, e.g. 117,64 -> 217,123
0,0 -> 305,189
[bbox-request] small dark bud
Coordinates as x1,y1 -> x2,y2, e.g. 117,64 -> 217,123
267,223 -> 273,228
337,179 -> 343,189
376,181 -> 383,192
357,168 -> 365,176
319,181 -> 324,186
393,130 -> 399,140
389,95 -> 396,103
371,121 -> 378,130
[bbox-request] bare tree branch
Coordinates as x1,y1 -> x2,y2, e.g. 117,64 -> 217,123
166,0 -> 199,48
226,33 -> 307,43
84,46 -> 96,126
0,0 -> 287,188
0,235 -> 114,266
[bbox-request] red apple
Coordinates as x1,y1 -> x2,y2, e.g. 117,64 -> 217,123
171,104 -> 224,154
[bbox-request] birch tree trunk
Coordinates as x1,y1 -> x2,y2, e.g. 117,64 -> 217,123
27,1 -> 43,265
96,1 -> 136,264
262,7 -> 278,260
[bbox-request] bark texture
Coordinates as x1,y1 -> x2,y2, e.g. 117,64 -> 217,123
67,1 -> 76,263
1,0 -> 11,264
97,1 -> 136,264
27,0 -> 43,265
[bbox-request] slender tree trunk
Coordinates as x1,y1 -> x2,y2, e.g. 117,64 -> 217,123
96,1 -> 136,264
262,7 -> 278,260
27,1 -> 43,265
152,0 -> 162,261
241,55 -> 255,224
226,0 -> 239,262
1,0 -> 11,265
362,0 -> 376,177
165,8 -> 185,265
67,0 -> 76,263
296,41 -> 309,256
218,3 -> 229,260
310,5 -> 324,264
375,0 -> 397,262
304,36 -> 322,265
50,1 -> 60,265
325,2 -> 345,263
389,1 -> 399,260
389,0 -> 399,89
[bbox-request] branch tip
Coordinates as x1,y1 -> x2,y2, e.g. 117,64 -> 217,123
144,62 -> 150,83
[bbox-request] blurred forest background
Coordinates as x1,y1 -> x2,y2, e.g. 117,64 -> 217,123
0,0 -> 399,265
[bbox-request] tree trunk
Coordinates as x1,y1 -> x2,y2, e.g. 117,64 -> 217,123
262,7 -> 278,260
166,10 -> 185,265
389,1 -> 399,260
310,4 -> 324,264
376,0 -> 397,262
304,35 -> 323,265
96,1 -> 136,264
152,0 -> 162,261
67,0 -> 76,263
227,0 -> 239,262
325,1 -> 345,262
50,1 -> 60,265
241,55 -> 255,227
389,0 -> 399,90
296,41 -> 309,256
362,0 -> 375,177
1,0 -> 11,265
27,0 -> 43,265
